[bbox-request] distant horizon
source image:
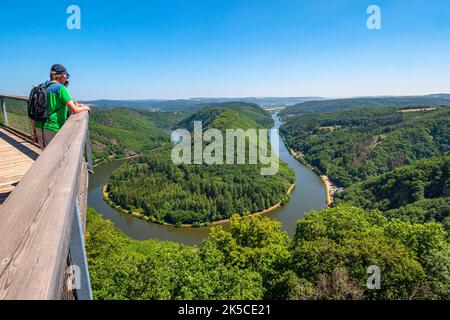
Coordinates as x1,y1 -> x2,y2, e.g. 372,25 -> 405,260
2,91 -> 449,102
81,92 -> 450,102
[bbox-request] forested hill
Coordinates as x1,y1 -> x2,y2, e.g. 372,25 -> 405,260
89,103 -> 272,165
106,104 -> 294,227
336,156 -> 450,233
89,108 -> 188,165
281,107 -> 450,187
176,102 -> 274,132
281,105 -> 450,235
281,95 -> 450,115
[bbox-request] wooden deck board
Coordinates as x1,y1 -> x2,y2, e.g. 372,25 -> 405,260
0,127 -> 41,206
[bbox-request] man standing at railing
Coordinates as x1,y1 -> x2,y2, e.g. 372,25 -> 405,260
33,64 -> 90,148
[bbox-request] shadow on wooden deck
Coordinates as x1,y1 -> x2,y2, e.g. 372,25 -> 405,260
0,129 -> 40,160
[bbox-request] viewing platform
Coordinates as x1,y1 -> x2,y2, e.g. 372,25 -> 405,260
0,93 -> 93,300
0,127 -> 41,205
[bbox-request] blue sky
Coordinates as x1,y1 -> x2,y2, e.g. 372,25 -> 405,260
1,0 -> 449,100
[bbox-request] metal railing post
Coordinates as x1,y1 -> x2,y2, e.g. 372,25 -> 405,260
68,199 -> 93,300
1,97 -> 8,125
85,129 -> 94,174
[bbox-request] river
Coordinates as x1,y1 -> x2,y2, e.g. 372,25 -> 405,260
87,113 -> 327,246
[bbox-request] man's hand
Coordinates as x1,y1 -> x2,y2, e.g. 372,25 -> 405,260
67,100 -> 91,114
78,103 -> 91,113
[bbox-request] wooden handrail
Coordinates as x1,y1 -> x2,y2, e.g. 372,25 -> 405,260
0,112 -> 90,300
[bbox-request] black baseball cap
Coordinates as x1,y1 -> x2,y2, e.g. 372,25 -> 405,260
51,64 -> 70,77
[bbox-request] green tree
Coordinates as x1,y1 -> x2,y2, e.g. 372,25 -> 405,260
201,214 -> 292,299
86,208 -> 264,300
292,205 -> 450,299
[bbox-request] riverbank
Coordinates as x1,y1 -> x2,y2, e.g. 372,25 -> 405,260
93,146 -> 166,169
321,176 -> 334,206
93,154 -> 141,169
102,183 -> 296,228
282,134 -> 337,207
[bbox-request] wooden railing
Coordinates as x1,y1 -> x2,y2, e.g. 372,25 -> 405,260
0,94 -> 93,300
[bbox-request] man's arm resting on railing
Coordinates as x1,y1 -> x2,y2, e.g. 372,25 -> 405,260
67,100 -> 91,114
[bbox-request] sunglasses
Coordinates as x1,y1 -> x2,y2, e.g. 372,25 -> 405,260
57,72 -> 70,79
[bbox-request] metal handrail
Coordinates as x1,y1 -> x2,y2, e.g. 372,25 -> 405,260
0,94 -> 34,142
0,93 -> 28,101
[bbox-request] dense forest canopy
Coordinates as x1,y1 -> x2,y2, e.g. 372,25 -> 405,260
107,152 -> 294,226
87,205 -> 450,300
291,204 -> 450,299
106,104 -> 294,226
336,156 -> 450,233
281,107 -> 450,187
86,209 -> 264,300
281,106 -> 450,236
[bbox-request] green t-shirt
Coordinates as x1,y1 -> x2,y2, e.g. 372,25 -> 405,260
35,81 -> 73,132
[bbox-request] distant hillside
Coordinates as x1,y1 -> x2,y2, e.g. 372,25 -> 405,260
177,102 -> 274,131
86,99 -> 206,112
281,95 -> 450,115
429,94 -> 450,100
281,107 -> 450,187
84,97 -> 320,112
90,108 -> 188,165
